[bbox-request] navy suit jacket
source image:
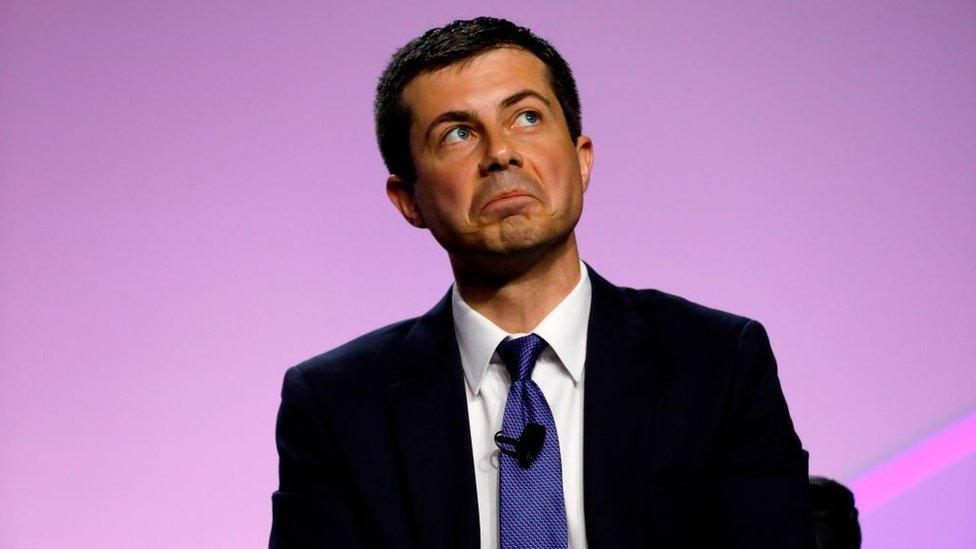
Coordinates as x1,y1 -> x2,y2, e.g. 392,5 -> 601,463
270,263 -> 815,548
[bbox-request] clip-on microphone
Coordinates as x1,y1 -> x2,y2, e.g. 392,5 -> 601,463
494,422 -> 546,468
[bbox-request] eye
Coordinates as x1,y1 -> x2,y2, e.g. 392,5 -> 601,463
444,126 -> 472,144
514,110 -> 541,127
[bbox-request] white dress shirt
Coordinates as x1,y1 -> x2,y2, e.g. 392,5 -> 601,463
451,259 -> 592,549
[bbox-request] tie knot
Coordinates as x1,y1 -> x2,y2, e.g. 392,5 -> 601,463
496,333 -> 549,382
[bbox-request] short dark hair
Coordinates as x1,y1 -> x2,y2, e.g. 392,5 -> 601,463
373,16 -> 582,182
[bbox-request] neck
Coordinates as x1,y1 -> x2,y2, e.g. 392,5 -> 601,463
450,233 -> 582,334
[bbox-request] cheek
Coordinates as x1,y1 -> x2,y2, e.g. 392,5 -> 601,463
538,148 -> 582,206
416,166 -> 475,218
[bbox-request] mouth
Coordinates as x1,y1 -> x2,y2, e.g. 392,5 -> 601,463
483,190 -> 534,210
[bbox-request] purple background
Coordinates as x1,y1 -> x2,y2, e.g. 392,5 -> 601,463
1,1 -> 973,547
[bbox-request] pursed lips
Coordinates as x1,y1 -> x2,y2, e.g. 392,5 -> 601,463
483,190 -> 533,209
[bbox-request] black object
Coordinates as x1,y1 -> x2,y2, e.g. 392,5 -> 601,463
494,423 -> 546,468
809,476 -> 861,549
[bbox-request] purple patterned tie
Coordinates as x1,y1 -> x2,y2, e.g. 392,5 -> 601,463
496,334 -> 569,549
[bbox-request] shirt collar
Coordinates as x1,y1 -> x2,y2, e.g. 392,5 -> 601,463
451,259 -> 592,395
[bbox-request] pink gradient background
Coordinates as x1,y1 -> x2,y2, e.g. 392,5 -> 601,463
1,1 -> 973,547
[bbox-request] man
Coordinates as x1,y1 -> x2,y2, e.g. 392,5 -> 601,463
270,16 -> 814,549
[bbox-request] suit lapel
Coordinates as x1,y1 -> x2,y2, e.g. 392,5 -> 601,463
386,290 -> 480,549
582,263 -> 672,548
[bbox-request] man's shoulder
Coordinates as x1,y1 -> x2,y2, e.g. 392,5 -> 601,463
286,315 -> 419,389
621,285 -> 757,346
614,285 -> 773,386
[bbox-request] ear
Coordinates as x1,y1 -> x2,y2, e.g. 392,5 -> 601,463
386,174 -> 428,228
575,135 -> 594,193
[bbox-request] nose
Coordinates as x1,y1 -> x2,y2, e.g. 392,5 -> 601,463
477,128 -> 523,176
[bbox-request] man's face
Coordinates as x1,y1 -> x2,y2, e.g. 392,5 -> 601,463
387,47 -> 593,266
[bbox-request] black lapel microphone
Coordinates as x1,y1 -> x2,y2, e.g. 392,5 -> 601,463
494,423 -> 546,468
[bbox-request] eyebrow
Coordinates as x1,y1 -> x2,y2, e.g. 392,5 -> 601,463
500,89 -> 552,110
424,110 -> 476,145
423,88 -> 554,145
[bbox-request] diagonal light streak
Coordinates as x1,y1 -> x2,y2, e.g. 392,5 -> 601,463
849,408 -> 976,514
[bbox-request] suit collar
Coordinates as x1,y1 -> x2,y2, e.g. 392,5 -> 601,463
582,263 -> 672,548
385,289 -> 480,549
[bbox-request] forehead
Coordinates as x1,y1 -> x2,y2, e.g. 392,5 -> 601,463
402,47 -> 554,123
